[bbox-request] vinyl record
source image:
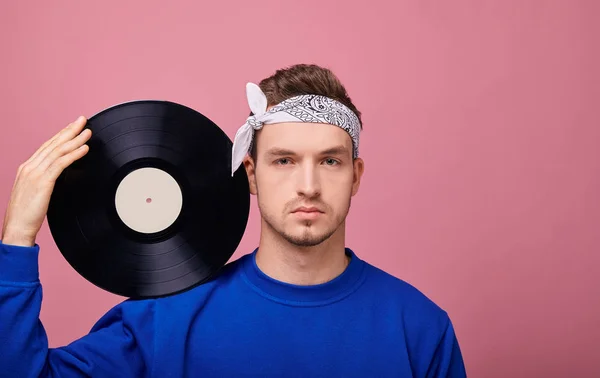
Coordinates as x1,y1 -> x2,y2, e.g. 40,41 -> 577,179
47,100 -> 250,298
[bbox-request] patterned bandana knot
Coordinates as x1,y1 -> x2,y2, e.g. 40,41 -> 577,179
230,82 -> 361,176
245,116 -> 264,130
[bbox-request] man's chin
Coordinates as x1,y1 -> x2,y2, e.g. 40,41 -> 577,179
263,215 -> 338,247
285,236 -> 327,248
281,227 -> 334,247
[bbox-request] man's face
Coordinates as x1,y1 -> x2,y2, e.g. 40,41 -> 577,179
244,122 -> 364,247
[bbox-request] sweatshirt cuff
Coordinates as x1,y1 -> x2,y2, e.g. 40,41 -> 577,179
0,241 -> 40,283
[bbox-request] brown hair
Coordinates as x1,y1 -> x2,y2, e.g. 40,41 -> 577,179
249,64 -> 362,159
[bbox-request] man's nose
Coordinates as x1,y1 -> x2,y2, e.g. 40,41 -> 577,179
296,164 -> 321,198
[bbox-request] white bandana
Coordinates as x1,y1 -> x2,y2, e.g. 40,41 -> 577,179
230,83 -> 361,176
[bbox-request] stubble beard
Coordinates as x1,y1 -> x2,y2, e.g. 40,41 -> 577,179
259,197 -> 352,248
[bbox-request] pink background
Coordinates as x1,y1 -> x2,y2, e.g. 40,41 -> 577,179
1,1 -> 599,376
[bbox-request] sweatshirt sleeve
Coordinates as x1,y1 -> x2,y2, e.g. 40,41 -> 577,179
425,315 -> 467,378
0,241 -> 156,378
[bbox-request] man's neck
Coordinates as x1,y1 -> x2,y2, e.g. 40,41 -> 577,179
255,222 -> 349,286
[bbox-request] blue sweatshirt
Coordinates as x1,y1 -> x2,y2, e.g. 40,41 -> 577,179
0,241 -> 466,377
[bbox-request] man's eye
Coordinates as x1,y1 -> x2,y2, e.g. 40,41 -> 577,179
276,158 -> 290,165
324,158 -> 339,165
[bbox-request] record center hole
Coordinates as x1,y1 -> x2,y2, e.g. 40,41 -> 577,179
146,197 -> 152,204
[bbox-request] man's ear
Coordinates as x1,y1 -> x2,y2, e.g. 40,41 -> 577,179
243,155 -> 258,195
351,157 -> 365,196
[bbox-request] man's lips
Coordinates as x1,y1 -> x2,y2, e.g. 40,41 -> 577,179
291,206 -> 324,213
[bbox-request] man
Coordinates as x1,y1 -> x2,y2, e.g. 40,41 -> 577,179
0,64 -> 467,377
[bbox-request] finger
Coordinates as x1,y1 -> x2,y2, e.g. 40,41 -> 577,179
22,118 -> 85,173
18,128 -> 66,176
45,144 -> 90,181
21,117 -> 84,170
37,128 -> 92,173
28,116 -> 88,170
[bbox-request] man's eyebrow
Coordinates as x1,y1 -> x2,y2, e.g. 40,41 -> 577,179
319,145 -> 350,156
264,148 -> 298,156
264,145 -> 351,157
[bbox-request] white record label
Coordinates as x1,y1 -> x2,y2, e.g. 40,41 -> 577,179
114,167 -> 183,233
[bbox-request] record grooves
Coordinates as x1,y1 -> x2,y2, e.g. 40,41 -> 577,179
47,100 -> 250,298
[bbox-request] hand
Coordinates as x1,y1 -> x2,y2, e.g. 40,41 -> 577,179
1,116 -> 92,247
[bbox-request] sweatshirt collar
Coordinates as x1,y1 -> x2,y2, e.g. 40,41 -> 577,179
240,247 -> 366,306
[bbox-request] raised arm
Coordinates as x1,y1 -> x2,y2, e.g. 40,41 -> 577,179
0,117 -> 154,377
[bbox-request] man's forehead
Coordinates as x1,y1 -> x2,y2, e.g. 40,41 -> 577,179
256,122 -> 353,153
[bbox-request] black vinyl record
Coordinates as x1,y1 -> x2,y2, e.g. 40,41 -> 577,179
47,100 -> 250,299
